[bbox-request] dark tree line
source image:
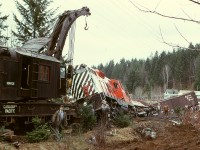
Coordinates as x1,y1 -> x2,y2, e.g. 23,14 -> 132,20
96,43 -> 200,96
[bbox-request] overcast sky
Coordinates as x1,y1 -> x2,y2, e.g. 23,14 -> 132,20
1,0 -> 200,67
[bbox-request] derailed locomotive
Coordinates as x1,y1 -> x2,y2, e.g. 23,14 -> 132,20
71,64 -> 137,111
0,7 -> 91,126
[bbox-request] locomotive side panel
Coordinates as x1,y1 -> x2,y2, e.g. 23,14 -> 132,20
0,59 -> 19,100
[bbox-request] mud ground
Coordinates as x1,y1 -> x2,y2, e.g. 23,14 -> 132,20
1,117 -> 200,150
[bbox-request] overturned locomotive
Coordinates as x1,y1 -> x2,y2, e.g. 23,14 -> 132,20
71,64 -> 138,111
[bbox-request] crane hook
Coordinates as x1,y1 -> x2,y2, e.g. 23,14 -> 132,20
84,17 -> 89,30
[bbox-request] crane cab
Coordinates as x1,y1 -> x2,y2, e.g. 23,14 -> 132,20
0,45 -> 66,102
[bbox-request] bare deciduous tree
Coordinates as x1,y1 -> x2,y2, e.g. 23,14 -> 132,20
129,0 -> 200,51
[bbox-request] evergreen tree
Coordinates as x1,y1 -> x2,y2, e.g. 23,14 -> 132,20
111,63 -> 121,79
104,60 -> 115,78
126,69 -> 140,93
151,51 -> 161,85
188,43 -> 195,49
97,63 -> 104,71
167,50 -> 177,88
194,54 -> 200,90
195,43 -> 200,50
0,4 -> 9,43
159,51 -> 167,87
12,0 -> 57,45
145,58 -> 151,73
138,59 -> 146,87
174,49 -> 189,89
119,58 -> 128,82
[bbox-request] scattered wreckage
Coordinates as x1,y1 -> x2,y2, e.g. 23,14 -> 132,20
158,91 -> 198,111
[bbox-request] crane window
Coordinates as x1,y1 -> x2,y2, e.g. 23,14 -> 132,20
38,65 -> 50,81
60,67 -> 65,78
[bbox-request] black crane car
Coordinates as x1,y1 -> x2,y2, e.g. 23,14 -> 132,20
0,7 -> 91,127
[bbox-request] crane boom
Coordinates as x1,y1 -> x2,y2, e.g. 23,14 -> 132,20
45,7 -> 91,60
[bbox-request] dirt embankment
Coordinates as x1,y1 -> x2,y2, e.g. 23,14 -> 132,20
1,118 -> 200,150
90,117 -> 200,150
